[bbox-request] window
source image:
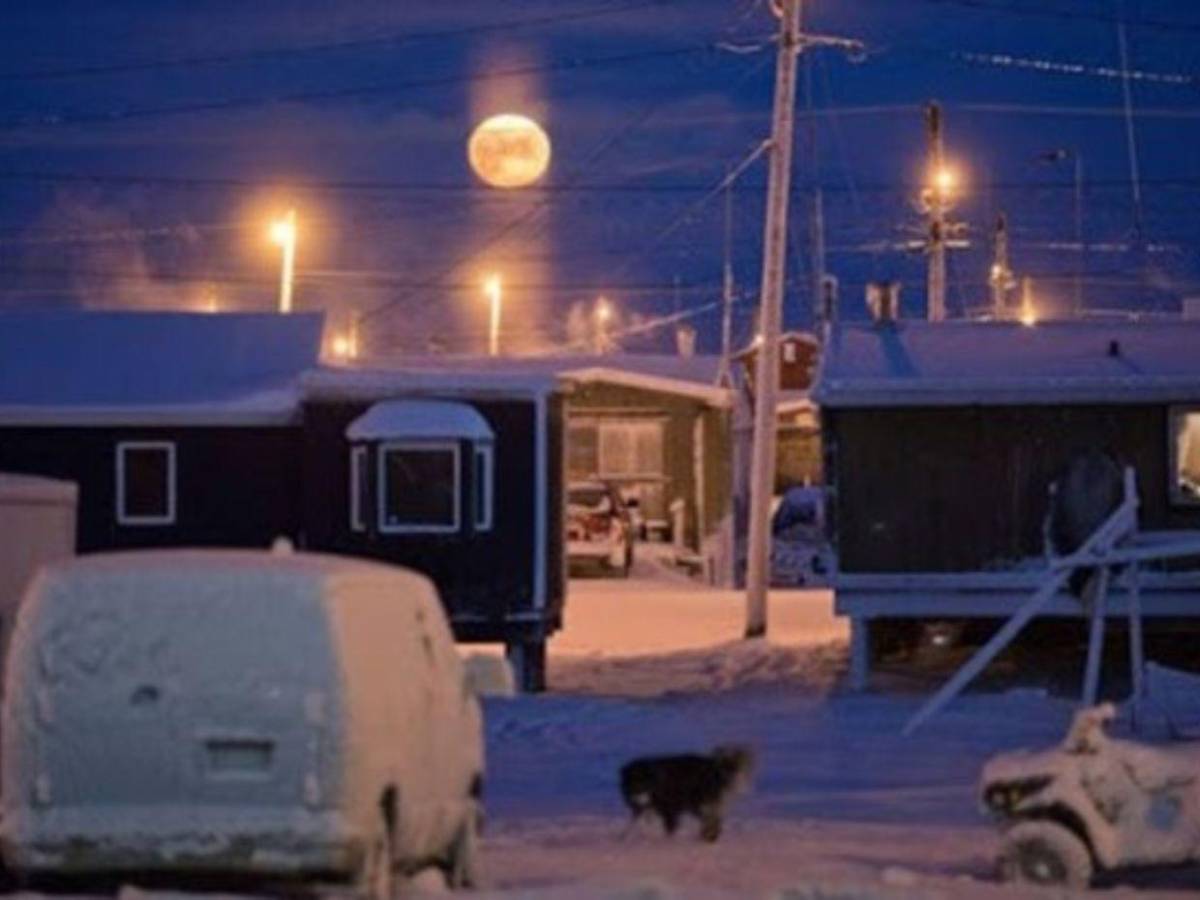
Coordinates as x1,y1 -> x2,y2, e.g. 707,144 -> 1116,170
116,441 -> 176,526
474,443 -> 494,531
1172,408 -> 1200,505
349,446 -> 367,532
377,442 -> 460,533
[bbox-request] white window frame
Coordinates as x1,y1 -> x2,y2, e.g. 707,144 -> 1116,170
376,441 -> 461,535
474,442 -> 494,531
1169,406 -> 1200,507
116,440 -> 176,526
349,445 -> 368,532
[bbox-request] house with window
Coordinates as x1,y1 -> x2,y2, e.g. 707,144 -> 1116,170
0,311 -> 565,690
734,330 -> 822,488
814,318 -> 1200,688
355,353 -> 738,583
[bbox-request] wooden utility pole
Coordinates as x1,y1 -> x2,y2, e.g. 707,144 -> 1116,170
745,0 -> 803,639
718,175 -> 736,386
926,102 -> 947,322
989,212 -> 1015,318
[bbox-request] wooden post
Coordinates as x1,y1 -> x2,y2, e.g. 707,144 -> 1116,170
850,617 -> 871,692
1081,567 -> 1109,707
1127,562 -> 1145,730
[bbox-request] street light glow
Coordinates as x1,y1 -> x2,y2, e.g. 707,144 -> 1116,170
269,208 -> 298,314
484,274 -> 503,356
595,296 -> 613,323
932,166 -> 958,197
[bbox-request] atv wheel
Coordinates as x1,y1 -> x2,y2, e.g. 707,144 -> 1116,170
999,820 -> 1093,889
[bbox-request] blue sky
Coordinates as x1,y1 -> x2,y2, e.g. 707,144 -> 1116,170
1,0 -> 1198,355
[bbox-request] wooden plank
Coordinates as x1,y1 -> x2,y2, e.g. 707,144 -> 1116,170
837,584 -> 1200,616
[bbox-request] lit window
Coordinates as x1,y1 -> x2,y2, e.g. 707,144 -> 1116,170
377,442 -> 460,533
474,443 -> 494,531
1172,409 -> 1200,505
783,341 -> 797,363
116,442 -> 176,526
349,446 -> 367,532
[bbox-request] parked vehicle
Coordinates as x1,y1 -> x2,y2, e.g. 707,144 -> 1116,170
0,548 -> 484,896
981,704 -> 1200,889
566,481 -> 633,576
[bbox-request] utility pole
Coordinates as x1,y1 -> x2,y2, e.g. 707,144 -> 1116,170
926,102 -> 947,322
718,176 -> 736,386
989,212 -> 1015,318
745,0 -> 802,639
811,188 -> 827,330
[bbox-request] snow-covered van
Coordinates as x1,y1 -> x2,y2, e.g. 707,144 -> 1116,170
0,549 -> 484,895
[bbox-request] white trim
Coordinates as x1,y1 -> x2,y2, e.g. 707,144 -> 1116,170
533,394 -> 547,610
473,442 -> 494,531
349,446 -> 367,532
376,441 -> 461,535
561,367 -> 733,408
115,441 -> 176,527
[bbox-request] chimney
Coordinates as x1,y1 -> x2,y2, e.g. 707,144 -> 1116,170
866,281 -> 900,324
675,323 -> 697,358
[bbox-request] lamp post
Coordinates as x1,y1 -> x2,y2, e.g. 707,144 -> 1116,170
594,296 -> 613,354
1037,149 -> 1084,317
484,275 -> 503,357
269,209 -> 297,314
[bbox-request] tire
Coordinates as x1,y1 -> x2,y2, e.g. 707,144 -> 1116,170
445,803 -> 482,890
358,810 -> 394,900
998,820 -> 1093,889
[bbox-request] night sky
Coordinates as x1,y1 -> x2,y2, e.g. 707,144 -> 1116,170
1,0 -> 1198,356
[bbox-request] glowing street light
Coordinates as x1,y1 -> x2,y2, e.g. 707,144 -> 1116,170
269,209 -> 297,314
593,296 -> 614,353
483,274 -> 503,357
931,165 -> 958,201
1020,276 -> 1038,327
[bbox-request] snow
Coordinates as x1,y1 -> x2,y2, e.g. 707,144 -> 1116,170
467,558 -> 1200,897
0,311 -> 322,424
305,353 -> 730,407
0,474 -> 78,506
2,549 -> 481,878
815,319 -> 1200,407
345,399 -> 494,442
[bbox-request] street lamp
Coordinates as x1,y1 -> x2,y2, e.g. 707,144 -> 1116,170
1037,149 -> 1084,317
594,296 -> 613,354
483,274 -> 503,357
269,209 -> 297,314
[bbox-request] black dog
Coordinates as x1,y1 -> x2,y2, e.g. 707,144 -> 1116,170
619,745 -> 754,842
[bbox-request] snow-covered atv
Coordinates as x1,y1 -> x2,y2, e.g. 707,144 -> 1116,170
980,704 -> 1200,889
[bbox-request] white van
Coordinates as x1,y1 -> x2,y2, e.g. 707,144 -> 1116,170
0,549 -> 484,896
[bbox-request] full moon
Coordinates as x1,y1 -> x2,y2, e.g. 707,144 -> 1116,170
467,113 -> 551,189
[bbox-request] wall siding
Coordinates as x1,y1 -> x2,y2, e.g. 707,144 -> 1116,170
0,426 -> 300,553
829,404 -> 1200,573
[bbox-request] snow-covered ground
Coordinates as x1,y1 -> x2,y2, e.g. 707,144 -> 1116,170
469,552 -> 1200,898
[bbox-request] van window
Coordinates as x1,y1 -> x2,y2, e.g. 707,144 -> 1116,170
116,441 -> 176,526
474,443 -> 494,531
377,442 -> 460,533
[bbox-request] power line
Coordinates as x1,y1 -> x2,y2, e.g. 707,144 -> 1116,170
902,0 -> 1200,34
0,42 -> 723,131
2,1 -> 679,81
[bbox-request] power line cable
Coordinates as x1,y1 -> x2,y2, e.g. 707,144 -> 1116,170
0,42 -> 726,131
1,0 -> 681,81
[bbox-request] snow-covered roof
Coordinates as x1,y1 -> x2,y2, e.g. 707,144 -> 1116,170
815,319 -> 1200,408
347,400 -> 494,442
306,352 -> 732,407
0,311 -> 323,425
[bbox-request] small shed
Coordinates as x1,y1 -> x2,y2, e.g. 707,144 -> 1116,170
815,319 -> 1200,688
300,366 -> 566,689
0,473 -> 77,668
